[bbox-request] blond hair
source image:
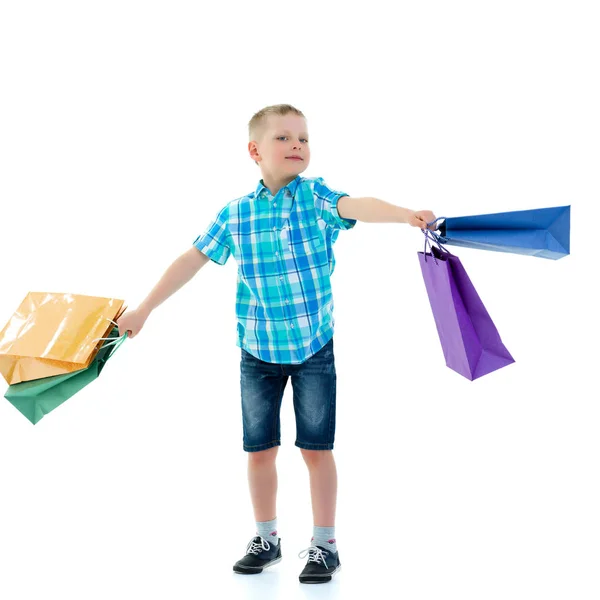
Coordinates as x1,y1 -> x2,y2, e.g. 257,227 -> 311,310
248,104 -> 306,166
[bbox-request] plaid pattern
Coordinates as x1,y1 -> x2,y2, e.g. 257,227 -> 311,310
193,175 -> 357,364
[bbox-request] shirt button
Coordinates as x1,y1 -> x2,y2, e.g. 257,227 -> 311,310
273,226 -> 276,231
275,251 -> 279,256
290,323 -> 295,328
274,203 -> 277,207
279,276 -> 284,280
285,299 -> 290,304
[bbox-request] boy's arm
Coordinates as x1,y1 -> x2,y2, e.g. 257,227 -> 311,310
138,247 -> 210,317
338,196 -> 436,229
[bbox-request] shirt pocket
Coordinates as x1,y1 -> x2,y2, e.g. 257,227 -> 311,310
310,227 -> 325,251
310,226 -> 331,271
288,223 -> 322,255
278,225 -> 292,255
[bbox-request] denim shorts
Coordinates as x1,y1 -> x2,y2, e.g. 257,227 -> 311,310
240,336 -> 336,452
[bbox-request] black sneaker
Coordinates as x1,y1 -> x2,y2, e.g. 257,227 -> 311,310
233,535 -> 282,574
298,545 -> 341,584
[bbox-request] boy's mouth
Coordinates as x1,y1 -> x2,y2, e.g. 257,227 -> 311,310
286,157 -> 303,161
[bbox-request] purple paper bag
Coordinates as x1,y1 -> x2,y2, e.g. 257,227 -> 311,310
418,239 -> 515,380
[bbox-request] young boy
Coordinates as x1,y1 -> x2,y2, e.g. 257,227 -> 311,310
116,104 -> 436,584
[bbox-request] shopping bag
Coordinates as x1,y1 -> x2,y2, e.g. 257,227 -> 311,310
0,292 -> 126,385
418,232 -> 515,380
4,326 -> 127,424
436,205 -> 570,259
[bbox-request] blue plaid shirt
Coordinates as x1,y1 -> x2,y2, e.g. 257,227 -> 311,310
193,175 -> 357,364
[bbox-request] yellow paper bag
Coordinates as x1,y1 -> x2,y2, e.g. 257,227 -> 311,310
0,292 -> 126,385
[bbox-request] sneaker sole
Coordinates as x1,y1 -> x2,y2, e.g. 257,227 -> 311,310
299,563 -> 341,584
233,556 -> 282,574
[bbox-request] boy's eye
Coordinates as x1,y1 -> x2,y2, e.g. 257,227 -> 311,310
277,136 -> 308,143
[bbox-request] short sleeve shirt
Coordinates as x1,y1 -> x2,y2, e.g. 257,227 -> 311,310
193,175 -> 357,364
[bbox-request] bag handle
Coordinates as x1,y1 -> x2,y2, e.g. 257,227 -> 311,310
422,224 -> 450,264
90,317 -> 129,349
425,217 -> 449,242
98,330 -> 128,364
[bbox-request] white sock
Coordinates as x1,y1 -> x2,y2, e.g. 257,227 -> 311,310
312,525 -> 337,553
256,517 -> 279,546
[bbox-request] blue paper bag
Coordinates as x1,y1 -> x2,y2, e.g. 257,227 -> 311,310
437,206 -> 570,259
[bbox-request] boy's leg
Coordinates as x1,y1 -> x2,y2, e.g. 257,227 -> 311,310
240,346 -> 286,524
300,449 -> 337,527
233,446 -> 282,575
299,448 -> 341,578
248,446 -> 279,522
291,338 -> 337,528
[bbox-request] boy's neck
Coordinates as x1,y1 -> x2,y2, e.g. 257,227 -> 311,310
261,173 -> 298,197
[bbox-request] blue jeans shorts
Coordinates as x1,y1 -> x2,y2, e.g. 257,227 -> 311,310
240,336 -> 336,452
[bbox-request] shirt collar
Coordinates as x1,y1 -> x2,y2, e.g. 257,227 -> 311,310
255,175 -> 302,200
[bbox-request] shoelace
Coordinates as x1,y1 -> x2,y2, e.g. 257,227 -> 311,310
246,536 -> 271,555
298,545 -> 329,569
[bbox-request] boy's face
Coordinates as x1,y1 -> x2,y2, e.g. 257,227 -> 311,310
249,114 -> 310,178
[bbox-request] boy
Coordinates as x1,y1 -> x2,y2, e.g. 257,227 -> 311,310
116,104 -> 436,584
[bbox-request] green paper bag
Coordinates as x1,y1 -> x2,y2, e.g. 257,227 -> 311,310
4,327 -> 127,424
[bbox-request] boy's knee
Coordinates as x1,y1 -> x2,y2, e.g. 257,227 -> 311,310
300,448 -> 331,463
248,446 -> 278,463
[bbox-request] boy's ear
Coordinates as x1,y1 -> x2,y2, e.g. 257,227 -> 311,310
248,141 -> 260,161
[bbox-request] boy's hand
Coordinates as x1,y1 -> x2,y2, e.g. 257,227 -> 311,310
116,308 -> 149,339
408,210 -> 438,230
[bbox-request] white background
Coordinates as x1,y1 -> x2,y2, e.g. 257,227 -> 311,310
1,1 -> 598,599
